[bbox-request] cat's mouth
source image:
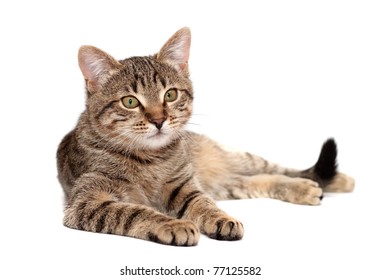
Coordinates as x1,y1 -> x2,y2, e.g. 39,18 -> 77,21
147,129 -> 170,141
148,130 -> 168,139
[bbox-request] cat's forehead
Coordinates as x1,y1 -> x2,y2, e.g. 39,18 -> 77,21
121,57 -> 177,85
121,56 -> 157,73
104,56 -> 178,101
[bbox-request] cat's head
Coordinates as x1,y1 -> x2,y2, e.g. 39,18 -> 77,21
78,27 -> 193,151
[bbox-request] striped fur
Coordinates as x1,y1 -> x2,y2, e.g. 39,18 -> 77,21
57,27 -> 355,246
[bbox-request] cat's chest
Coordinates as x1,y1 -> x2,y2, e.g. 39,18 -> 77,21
125,154 -> 191,205
132,156 -> 187,184
105,148 -> 190,184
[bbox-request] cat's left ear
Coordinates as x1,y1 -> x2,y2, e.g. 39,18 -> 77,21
155,27 -> 191,75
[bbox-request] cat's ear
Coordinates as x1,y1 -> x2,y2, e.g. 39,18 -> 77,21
155,27 -> 191,75
78,46 -> 122,93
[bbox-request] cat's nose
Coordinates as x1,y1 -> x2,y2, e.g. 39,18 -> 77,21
148,117 -> 166,129
145,108 -> 168,130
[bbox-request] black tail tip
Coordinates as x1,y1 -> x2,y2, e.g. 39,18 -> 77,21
314,138 -> 338,180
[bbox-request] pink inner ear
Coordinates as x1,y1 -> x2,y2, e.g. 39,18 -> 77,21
78,46 -> 122,92
179,35 -> 191,62
178,62 -> 188,71
177,38 -> 190,70
78,49 -> 105,83
86,58 -> 106,82
157,27 -> 191,72
172,33 -> 191,68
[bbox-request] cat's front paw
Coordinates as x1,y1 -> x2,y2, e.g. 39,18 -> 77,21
148,219 -> 200,246
202,215 -> 244,241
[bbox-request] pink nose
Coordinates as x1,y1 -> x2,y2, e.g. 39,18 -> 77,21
148,117 -> 166,129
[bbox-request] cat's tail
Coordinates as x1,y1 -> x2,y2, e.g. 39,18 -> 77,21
300,138 -> 338,188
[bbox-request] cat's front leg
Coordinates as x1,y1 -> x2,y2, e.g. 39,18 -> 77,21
191,203 -> 244,241
64,172 -> 200,246
165,177 -> 244,241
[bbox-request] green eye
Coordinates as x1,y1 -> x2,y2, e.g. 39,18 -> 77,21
122,96 -> 140,109
164,89 -> 178,102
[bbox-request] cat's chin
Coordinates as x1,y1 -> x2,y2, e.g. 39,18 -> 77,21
140,131 -> 174,150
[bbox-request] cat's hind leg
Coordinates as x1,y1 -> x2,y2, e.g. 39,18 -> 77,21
229,174 -> 323,205
192,135 -> 354,204
225,139 -> 354,203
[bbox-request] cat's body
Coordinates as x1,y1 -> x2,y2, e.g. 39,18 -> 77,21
57,27 -> 354,246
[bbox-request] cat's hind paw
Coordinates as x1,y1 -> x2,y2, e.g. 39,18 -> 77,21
324,172 -> 355,192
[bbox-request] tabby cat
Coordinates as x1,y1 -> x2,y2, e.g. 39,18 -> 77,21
57,27 -> 354,246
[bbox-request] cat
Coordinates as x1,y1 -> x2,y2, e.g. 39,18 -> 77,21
57,27 -> 355,246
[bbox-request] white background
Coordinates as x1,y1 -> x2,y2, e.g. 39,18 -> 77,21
1,0 -> 380,279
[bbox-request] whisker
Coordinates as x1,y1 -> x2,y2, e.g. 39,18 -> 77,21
190,113 -> 208,117
186,122 -> 202,127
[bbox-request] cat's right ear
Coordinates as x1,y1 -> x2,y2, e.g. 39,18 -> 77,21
78,46 -> 122,94
155,27 -> 191,75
